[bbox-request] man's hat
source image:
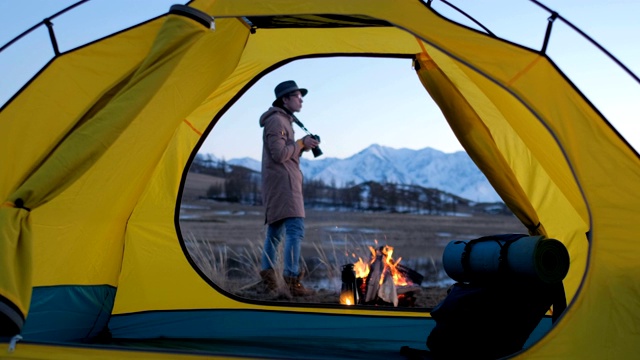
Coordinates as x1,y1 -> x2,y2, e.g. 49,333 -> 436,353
273,80 -> 308,105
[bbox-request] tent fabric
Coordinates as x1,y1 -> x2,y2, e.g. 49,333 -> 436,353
414,52 -> 550,237
1,9 -> 236,320
22,285 -> 116,341
1,0 -> 639,358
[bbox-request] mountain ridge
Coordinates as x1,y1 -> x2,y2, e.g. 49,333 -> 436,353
206,144 -> 501,203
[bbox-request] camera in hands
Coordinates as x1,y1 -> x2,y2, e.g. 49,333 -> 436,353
310,134 -> 323,158
293,116 -> 323,158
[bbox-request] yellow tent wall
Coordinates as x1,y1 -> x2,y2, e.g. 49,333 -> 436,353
1,0 -> 639,358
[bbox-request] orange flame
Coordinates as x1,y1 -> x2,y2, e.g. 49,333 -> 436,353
353,257 -> 369,278
381,245 -> 409,286
340,291 -> 355,306
350,243 -> 411,286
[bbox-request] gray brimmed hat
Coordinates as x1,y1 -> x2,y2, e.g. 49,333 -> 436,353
272,80 -> 308,106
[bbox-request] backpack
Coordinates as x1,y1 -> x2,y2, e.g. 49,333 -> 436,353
426,234 -> 568,359
426,280 -> 565,359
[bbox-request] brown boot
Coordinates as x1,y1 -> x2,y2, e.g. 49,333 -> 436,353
285,276 -> 315,297
260,269 -> 278,292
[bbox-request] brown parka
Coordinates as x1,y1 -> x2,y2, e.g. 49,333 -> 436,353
259,106 -> 305,225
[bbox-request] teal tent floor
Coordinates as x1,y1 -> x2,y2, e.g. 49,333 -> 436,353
103,316 -> 549,359
105,337 -> 433,359
2,317 -> 553,360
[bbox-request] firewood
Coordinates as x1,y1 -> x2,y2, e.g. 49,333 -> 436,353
396,284 -> 422,295
378,272 -> 398,307
354,245 -> 426,307
364,255 -> 385,303
397,264 -> 424,285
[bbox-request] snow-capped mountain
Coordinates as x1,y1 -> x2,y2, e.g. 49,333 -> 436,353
221,144 -> 501,203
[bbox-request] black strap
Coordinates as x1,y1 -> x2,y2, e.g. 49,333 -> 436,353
458,240 -> 472,276
458,234 -> 528,278
527,222 -> 542,234
497,240 -> 509,272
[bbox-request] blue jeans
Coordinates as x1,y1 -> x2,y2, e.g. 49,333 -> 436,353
261,217 -> 304,278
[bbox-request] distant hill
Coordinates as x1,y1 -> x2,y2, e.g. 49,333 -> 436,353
182,172 -> 225,202
199,144 -> 501,203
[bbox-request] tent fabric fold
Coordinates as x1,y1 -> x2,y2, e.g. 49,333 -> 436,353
0,205 -> 30,335
414,52 -> 548,237
0,10 -> 236,335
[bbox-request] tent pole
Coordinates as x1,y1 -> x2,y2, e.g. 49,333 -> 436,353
0,0 -> 89,55
43,19 -> 60,56
530,0 -> 640,85
540,12 -> 557,54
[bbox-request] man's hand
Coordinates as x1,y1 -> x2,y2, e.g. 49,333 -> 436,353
300,135 -> 319,151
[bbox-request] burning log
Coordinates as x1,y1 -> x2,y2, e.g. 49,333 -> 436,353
396,264 -> 424,286
340,244 -> 424,307
377,271 -> 398,306
363,249 -> 385,303
396,284 -> 423,307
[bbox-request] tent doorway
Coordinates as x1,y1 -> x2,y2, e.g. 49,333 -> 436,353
178,57 -> 527,308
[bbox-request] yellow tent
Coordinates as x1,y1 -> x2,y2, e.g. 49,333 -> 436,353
1,0 -> 639,358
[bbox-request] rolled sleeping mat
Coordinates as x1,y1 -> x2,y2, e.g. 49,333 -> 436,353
506,236 -> 570,283
442,234 -> 570,284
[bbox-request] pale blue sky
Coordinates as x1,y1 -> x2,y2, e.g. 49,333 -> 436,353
1,1 -> 638,160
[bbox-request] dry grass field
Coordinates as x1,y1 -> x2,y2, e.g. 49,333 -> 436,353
179,172 -> 528,308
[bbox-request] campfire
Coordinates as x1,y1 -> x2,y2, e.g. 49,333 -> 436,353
340,244 -> 424,307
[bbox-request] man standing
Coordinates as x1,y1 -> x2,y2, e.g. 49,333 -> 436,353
259,80 -> 320,297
